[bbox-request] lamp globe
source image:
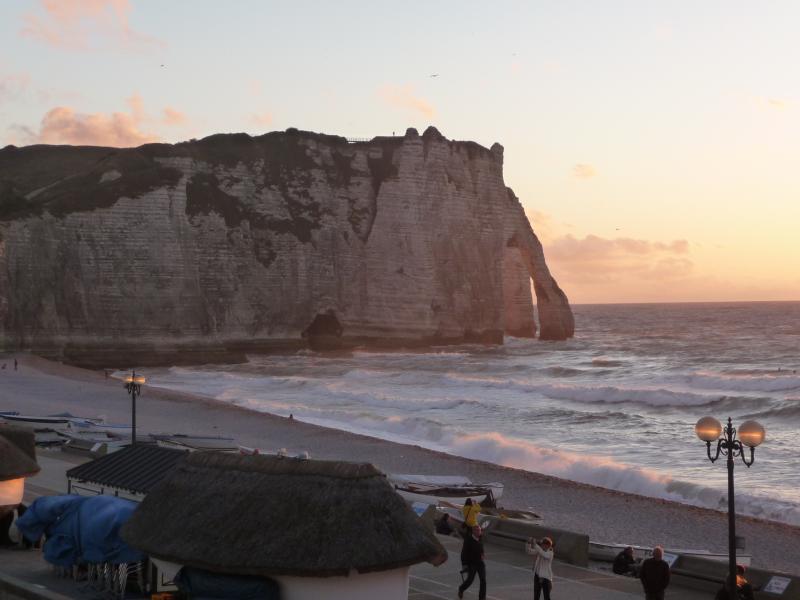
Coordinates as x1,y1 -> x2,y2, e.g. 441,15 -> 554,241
738,420 -> 766,448
695,416 -> 722,442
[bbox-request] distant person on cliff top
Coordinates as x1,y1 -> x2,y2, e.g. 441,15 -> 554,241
458,525 -> 486,600
639,546 -> 670,600
526,536 -> 555,600
462,497 -> 481,531
613,546 -> 639,576
714,565 -> 754,600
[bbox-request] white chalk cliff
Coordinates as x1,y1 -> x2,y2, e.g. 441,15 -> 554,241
0,127 -> 573,366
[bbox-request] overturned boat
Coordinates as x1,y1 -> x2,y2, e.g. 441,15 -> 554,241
388,474 -> 504,506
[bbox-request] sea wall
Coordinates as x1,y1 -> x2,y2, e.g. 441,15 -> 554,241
0,127 -> 573,366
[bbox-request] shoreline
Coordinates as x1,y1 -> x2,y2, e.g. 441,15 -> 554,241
3,353 -> 800,575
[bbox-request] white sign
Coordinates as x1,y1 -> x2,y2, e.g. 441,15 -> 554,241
762,576 -> 791,595
662,552 -> 679,567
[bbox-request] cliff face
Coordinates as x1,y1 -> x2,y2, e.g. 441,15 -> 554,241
0,127 -> 573,366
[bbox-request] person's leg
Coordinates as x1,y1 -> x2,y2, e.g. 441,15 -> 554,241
459,564 -> 477,597
541,578 -> 552,600
477,562 -> 486,600
534,574 -> 542,600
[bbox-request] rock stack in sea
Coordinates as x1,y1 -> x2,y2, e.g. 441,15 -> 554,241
0,126 -> 573,365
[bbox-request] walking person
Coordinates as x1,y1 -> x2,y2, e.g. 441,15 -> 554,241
458,525 -> 486,600
639,546 -> 670,600
462,497 -> 481,532
526,536 -> 555,600
714,564 -> 754,600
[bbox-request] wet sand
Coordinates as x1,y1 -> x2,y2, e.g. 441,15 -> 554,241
2,353 -> 799,574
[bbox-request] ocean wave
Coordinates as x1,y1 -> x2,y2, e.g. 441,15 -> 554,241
441,374 -> 727,407
446,431 -> 800,525
686,371 -> 800,393
590,358 -> 625,367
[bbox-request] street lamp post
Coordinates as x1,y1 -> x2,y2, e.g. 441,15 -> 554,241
695,416 -> 765,600
124,371 -> 146,445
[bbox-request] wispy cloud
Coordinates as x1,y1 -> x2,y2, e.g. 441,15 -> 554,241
378,84 -> 435,118
20,0 -> 164,51
755,96 -> 791,111
162,107 -> 186,126
250,111 -> 273,127
546,234 -> 692,284
0,72 -> 31,104
572,163 -> 597,179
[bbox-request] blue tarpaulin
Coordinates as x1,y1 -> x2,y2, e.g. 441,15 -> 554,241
15,495 -> 144,567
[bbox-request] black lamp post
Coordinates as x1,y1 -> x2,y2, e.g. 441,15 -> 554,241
695,416 -> 765,600
124,371 -> 145,445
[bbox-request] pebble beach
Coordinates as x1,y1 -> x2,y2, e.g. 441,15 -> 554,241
2,353 -> 800,575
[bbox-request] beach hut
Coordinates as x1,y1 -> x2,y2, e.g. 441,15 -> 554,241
0,425 -> 40,511
122,452 -> 447,600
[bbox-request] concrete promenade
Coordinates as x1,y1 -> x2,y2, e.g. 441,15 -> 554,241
410,533 -> 710,600
0,451 -> 715,600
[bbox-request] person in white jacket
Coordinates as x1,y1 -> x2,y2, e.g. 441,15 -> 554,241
526,536 -> 555,600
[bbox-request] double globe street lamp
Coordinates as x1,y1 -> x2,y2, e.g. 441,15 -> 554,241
695,416 -> 766,600
124,371 -> 146,445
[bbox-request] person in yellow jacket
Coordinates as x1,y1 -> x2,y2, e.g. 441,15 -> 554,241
462,498 -> 481,529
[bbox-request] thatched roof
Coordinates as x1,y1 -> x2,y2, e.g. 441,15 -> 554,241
0,425 -> 40,481
122,453 -> 447,577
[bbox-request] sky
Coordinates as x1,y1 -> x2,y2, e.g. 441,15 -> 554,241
1,1 -> 798,304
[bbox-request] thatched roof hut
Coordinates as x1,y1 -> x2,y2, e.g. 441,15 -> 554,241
0,425 -> 40,481
122,452 -> 446,578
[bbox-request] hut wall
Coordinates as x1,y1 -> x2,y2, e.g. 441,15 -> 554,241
274,567 -> 410,600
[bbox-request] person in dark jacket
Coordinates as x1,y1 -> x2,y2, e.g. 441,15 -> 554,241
613,546 -> 638,576
435,513 -> 454,535
639,546 -> 670,600
458,525 -> 486,600
714,565 -> 755,600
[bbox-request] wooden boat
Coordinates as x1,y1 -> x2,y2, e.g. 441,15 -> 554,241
388,474 -> 504,506
0,413 -> 72,430
238,445 -> 310,459
153,434 -> 238,452
66,419 -> 133,437
435,501 -> 543,528
589,541 -> 752,567
60,431 -> 130,456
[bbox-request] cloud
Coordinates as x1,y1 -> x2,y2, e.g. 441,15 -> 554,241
755,96 -> 791,111
162,107 -> 186,126
7,92 -> 194,147
250,112 -> 273,127
0,73 -> 31,104
20,0 -> 163,50
572,163 -> 597,179
378,85 -> 435,118
546,234 -> 693,284
34,106 -> 159,147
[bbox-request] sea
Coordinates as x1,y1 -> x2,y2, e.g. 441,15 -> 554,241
144,302 -> 800,526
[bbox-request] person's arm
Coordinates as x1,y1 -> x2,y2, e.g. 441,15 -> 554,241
663,563 -> 671,589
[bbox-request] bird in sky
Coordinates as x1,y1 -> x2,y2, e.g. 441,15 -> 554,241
430,74 -> 439,78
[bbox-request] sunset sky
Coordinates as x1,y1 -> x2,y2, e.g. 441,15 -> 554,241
1,1 -> 798,304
